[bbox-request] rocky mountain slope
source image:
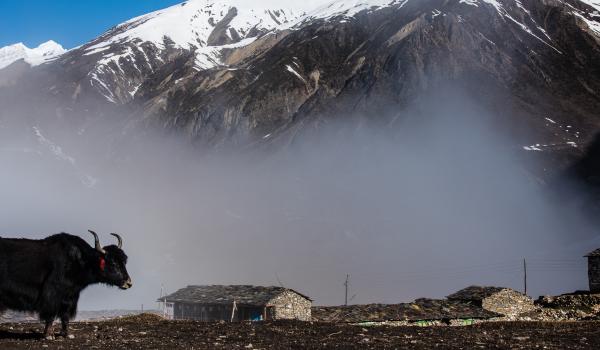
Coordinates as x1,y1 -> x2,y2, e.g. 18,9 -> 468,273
0,0 -> 599,170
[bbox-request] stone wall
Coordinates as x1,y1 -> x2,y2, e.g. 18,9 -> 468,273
173,303 -> 234,321
589,257 -> 600,293
537,293 -> 600,311
481,289 -> 536,317
268,291 -> 311,321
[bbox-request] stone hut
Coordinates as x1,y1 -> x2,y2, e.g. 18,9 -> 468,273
585,248 -> 600,293
158,285 -> 311,321
447,286 -> 536,317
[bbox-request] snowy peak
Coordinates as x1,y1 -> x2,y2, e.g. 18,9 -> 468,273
86,0 -> 308,51
0,40 -> 66,70
299,0 -> 407,23
35,40 -> 65,55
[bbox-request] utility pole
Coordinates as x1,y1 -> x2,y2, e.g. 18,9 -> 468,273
523,258 -> 528,296
344,274 -> 349,306
231,300 -> 237,322
159,284 -> 165,316
158,284 -> 163,310
275,273 -> 285,288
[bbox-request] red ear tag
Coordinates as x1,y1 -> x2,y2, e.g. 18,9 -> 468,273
99,257 -> 106,271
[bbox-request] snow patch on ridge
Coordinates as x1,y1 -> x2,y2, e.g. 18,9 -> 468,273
580,0 -> 600,12
32,126 -> 76,165
458,0 -> 562,53
286,64 -> 306,83
558,0 -> 600,37
296,0 -> 409,24
32,126 -> 98,188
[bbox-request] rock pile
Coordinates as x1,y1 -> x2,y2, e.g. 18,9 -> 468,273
447,286 -> 537,318
312,299 -> 499,324
523,292 -> 600,321
481,289 -> 537,318
536,293 -> 600,311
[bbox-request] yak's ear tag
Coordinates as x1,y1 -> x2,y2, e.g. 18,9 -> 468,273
99,257 -> 106,271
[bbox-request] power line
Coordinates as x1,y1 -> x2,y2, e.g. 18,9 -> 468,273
361,258 -> 587,285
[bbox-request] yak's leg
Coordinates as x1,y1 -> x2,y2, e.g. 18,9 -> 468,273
59,315 -> 70,337
43,319 -> 54,339
59,298 -> 78,338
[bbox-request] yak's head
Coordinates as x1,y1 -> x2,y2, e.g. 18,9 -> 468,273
88,230 -> 132,290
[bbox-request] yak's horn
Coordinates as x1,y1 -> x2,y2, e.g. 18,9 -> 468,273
110,233 -> 123,249
88,230 -> 106,254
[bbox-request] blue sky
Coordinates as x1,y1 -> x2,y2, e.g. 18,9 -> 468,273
0,1 -> 182,49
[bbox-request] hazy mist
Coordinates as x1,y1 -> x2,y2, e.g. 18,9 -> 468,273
0,88 -> 598,311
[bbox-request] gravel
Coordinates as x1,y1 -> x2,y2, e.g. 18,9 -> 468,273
0,314 -> 599,349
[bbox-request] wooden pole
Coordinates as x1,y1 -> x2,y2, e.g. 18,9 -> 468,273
344,274 -> 349,306
523,258 -> 528,295
230,300 -> 237,322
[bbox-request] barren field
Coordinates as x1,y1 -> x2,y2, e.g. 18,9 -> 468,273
0,314 -> 599,349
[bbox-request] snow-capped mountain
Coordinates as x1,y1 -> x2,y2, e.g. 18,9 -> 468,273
41,0 -> 600,105
73,0 -> 315,103
1,0 -> 600,174
0,40 -> 66,70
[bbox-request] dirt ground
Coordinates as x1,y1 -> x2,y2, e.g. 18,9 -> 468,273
0,314 -> 599,349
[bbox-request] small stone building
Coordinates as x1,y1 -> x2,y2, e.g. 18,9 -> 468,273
447,286 -> 536,317
585,248 -> 600,293
158,285 -> 312,321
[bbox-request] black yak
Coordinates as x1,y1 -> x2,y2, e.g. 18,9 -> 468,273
0,230 -> 131,338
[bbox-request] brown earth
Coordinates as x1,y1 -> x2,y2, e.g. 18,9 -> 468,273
0,314 -> 599,349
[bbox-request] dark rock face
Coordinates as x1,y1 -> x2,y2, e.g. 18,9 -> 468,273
572,133 -> 600,186
559,132 -> 600,217
207,7 -> 240,46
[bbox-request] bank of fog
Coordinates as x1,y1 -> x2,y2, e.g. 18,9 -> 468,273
0,97 -> 595,310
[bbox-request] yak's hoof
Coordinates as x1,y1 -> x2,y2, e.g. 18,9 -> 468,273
58,332 -> 73,339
